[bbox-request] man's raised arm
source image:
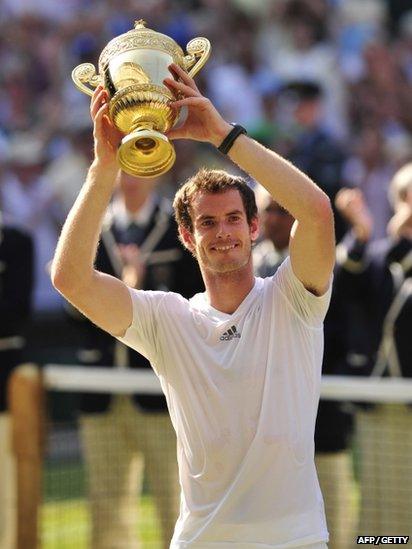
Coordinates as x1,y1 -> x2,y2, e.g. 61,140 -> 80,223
227,136 -> 335,296
51,86 -> 133,337
165,64 -> 335,296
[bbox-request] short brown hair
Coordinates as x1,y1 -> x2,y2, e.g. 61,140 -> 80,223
173,168 -> 258,233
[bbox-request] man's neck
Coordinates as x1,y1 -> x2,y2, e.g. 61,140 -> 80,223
202,262 -> 255,314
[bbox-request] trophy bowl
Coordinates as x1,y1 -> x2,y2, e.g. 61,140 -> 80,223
72,20 -> 211,178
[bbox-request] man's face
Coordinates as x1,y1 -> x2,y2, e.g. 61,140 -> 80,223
181,189 -> 259,274
293,98 -> 321,128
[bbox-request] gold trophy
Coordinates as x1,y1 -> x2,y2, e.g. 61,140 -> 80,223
72,20 -> 211,177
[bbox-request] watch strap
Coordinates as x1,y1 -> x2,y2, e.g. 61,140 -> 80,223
217,123 -> 247,155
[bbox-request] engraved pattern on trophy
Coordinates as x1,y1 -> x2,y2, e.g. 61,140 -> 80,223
71,20 -> 211,178
109,83 -> 176,135
100,36 -> 184,70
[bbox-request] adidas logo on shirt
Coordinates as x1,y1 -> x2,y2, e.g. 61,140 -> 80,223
220,325 -> 241,341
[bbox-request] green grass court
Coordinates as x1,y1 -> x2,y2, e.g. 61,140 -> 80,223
42,460 -> 162,548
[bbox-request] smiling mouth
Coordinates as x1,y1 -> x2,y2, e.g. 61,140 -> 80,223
210,244 -> 238,251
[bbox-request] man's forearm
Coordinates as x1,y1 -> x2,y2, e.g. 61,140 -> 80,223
51,161 -> 118,293
227,134 -> 330,222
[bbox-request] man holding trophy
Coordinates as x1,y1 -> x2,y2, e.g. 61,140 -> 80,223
53,21 -> 334,549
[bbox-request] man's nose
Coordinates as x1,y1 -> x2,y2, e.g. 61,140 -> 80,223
216,221 -> 231,238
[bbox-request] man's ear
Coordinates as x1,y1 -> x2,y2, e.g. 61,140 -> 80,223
250,216 -> 260,243
179,226 -> 196,253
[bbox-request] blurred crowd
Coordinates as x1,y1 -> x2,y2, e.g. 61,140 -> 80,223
1,0 -> 412,315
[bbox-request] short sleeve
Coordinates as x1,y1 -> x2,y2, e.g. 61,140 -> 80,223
272,257 -> 332,328
116,288 -> 167,366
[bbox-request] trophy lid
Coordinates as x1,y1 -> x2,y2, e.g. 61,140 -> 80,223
99,19 -> 185,70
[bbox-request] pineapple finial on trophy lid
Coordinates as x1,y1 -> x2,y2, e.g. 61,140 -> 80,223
134,19 -> 147,29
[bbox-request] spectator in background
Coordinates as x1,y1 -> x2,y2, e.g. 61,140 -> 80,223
205,21 -> 266,129
253,188 -> 294,276
347,37 -> 411,139
335,162 -> 412,536
392,10 -> 412,135
334,0 -> 387,85
279,81 -> 348,242
0,208 -> 34,549
76,170 -> 204,549
266,0 -> 348,139
46,118 -> 94,216
254,187 -> 355,549
0,133 -> 63,312
342,124 -> 394,241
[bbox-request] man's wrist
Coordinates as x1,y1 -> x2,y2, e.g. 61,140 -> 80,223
88,160 -> 119,190
209,122 -> 233,148
90,158 -> 119,177
217,124 -> 248,155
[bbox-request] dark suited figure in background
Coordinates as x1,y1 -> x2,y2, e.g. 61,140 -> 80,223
253,187 -> 355,549
281,81 -> 347,243
0,212 -> 34,549
335,162 -> 412,536
76,171 -> 204,549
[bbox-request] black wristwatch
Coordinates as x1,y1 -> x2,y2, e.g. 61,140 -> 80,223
217,123 -> 247,155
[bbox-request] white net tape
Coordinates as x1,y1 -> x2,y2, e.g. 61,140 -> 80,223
44,365 -> 412,401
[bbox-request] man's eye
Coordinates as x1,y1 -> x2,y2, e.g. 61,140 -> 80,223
201,219 -> 214,227
229,216 -> 240,222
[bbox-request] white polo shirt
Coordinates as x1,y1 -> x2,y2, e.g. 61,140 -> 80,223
118,257 -> 331,548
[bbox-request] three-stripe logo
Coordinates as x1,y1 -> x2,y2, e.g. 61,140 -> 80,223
220,325 -> 241,341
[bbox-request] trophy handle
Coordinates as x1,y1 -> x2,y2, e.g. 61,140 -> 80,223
71,63 -> 102,97
183,38 -> 211,78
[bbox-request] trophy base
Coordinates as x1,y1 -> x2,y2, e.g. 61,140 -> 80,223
117,129 -> 176,178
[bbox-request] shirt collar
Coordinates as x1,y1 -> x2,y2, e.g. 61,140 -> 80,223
190,277 -> 262,320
